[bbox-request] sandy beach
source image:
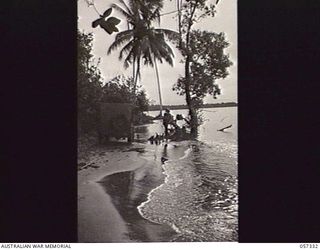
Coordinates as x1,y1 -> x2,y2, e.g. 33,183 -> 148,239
78,111 -> 238,242
78,142 -> 177,242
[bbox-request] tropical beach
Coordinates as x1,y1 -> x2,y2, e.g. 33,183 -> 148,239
78,144 -> 177,242
78,107 -> 237,242
78,0 -> 237,242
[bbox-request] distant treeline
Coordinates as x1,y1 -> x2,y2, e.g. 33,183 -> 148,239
148,102 -> 237,111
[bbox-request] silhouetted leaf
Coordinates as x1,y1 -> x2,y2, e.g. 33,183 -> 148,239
92,16 -> 121,35
92,18 -> 102,28
102,8 -> 112,18
107,16 -> 121,25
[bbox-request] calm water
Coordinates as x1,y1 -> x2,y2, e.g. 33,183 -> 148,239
134,107 -> 238,241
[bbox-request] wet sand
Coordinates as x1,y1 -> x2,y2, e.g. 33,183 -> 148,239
78,144 -> 176,242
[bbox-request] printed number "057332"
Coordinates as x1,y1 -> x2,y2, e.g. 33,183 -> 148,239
300,244 -> 318,248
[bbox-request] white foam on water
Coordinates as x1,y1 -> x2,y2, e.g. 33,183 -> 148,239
137,145 -> 193,233
137,139 -> 238,240
178,147 -> 192,160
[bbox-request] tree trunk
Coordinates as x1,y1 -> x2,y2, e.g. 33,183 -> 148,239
132,58 -> 135,83
183,3 -> 199,137
133,58 -> 140,94
154,57 -> 163,117
177,0 -> 182,41
185,52 -> 198,136
128,58 -> 140,143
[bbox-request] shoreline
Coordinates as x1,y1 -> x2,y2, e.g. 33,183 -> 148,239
78,114 -> 238,242
78,143 -> 177,242
78,144 -> 146,242
137,145 -> 192,226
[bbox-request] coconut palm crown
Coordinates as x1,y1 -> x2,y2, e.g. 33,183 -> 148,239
107,0 -> 179,93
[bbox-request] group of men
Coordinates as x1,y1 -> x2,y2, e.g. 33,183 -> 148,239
162,108 -> 187,138
146,108 -> 189,143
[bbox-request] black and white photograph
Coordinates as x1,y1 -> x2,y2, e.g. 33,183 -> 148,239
78,0 -> 237,242
3,0 -> 320,246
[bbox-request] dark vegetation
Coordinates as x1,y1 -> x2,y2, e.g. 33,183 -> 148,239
78,29 -> 151,143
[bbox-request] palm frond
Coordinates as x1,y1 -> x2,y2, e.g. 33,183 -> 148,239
147,38 -> 162,65
117,0 -> 134,16
146,6 -> 162,24
123,49 -> 134,68
111,3 -> 132,21
123,39 -> 141,69
115,29 -> 134,41
119,39 -> 135,60
151,33 -> 174,66
108,1 -> 176,73
155,44 -> 174,66
140,37 -> 154,66
155,28 -> 179,42
107,30 -> 133,54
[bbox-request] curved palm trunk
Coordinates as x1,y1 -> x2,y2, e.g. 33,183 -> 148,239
128,57 -> 141,142
133,57 -> 140,94
153,57 -> 163,117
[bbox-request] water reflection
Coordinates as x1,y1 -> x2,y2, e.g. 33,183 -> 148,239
99,107 -> 238,242
137,140 -> 238,242
97,160 -> 177,242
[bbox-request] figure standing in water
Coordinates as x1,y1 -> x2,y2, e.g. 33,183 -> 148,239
163,108 -> 173,137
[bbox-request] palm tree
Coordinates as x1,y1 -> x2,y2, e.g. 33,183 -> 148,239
107,0 -> 178,116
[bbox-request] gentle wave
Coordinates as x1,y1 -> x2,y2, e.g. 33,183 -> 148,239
137,140 -> 238,241
137,143 -> 194,233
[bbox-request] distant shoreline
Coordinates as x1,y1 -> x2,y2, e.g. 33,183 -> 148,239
148,102 -> 237,111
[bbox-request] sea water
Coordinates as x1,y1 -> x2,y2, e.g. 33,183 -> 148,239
135,107 -> 238,241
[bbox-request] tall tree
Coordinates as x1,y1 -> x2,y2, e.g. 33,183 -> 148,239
173,30 -> 232,106
174,0 -> 232,136
78,30 -> 103,134
107,0 -> 178,115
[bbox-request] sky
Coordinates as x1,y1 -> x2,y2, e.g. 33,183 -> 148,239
78,0 -> 237,105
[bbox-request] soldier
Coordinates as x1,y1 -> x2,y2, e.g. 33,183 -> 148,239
163,108 -> 173,137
